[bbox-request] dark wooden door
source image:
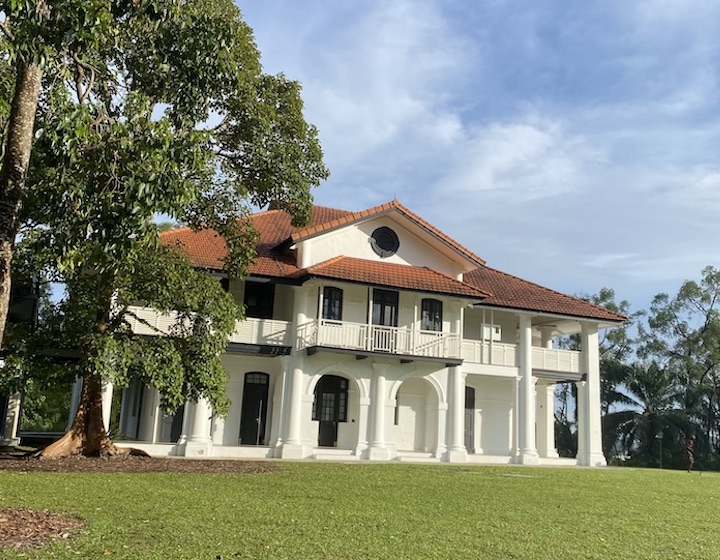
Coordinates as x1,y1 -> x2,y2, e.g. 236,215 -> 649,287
372,289 -> 399,351
314,376 -> 348,447
464,386 -> 475,453
239,373 -> 269,445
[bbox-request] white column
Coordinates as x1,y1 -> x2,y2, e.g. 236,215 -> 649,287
368,363 -> 390,460
435,402 -> 448,458
280,286 -> 309,459
65,377 -> 83,430
101,381 -> 113,433
183,398 -> 213,456
580,323 -> 607,466
355,396 -> 371,458
518,314 -> 539,464
537,384 -> 558,458
1,393 -> 21,445
575,381 -> 587,463
271,360 -> 289,453
446,366 -> 467,462
280,364 -> 306,459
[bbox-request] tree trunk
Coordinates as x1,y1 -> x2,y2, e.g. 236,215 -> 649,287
38,375 -> 149,459
0,61 -> 42,348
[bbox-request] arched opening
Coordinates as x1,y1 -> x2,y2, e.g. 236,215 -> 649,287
239,372 -> 270,445
312,375 -> 349,447
394,378 -> 438,452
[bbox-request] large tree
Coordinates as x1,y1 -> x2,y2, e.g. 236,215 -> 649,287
638,266 -> 720,467
0,0 -> 328,458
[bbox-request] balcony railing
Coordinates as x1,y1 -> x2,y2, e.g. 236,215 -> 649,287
299,319 -> 461,359
125,306 -> 292,348
126,306 -> 581,372
461,340 -> 581,374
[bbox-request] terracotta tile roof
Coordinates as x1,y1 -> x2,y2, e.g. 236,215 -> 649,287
464,267 -> 626,323
159,205 -> 354,275
292,256 -> 491,299
290,199 -> 486,267
159,203 -> 625,323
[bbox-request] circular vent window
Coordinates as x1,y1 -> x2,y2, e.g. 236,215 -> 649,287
370,226 -> 400,258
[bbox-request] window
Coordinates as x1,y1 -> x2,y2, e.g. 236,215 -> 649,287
482,324 -> 502,341
370,226 -> 400,258
243,281 -> 275,319
322,286 -> 343,321
421,298 -> 443,331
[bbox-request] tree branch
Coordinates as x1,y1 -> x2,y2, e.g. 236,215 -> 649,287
0,18 -> 15,42
73,55 -> 96,104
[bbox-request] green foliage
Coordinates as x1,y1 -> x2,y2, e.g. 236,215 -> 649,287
2,464 -> 720,559
16,377 -> 73,432
0,0 -> 328,421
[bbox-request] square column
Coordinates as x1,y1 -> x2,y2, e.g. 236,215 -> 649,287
579,323 -> 607,467
446,365 -> 467,463
536,383 -> 559,458
1,393 -> 21,446
518,315 -> 539,464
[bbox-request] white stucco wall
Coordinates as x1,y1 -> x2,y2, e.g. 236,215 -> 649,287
468,375 -> 515,455
298,216 -> 467,279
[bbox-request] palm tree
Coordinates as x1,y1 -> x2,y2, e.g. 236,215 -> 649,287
604,362 -> 693,468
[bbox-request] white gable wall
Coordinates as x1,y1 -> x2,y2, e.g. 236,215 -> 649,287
298,216 -> 467,279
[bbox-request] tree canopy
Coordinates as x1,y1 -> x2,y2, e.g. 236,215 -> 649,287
0,0 -> 328,457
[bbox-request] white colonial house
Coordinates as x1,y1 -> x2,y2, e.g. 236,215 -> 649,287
2,200 -> 625,465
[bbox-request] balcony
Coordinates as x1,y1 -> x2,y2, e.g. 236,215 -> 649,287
299,319 -> 461,361
461,340 -> 581,374
125,306 -> 293,349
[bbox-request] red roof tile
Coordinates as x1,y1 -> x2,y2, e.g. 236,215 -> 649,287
464,267 -> 626,323
159,203 -> 625,322
293,256 -> 490,299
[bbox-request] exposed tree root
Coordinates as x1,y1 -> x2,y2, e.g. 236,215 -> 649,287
36,375 -> 150,460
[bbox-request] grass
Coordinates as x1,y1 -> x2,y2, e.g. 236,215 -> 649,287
2,462 -> 720,559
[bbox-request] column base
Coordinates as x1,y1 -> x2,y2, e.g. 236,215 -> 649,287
517,450 -> 540,465
0,438 -> 20,447
183,439 -> 212,457
367,445 -> 391,461
540,449 -> 560,459
579,452 -> 607,467
445,447 -> 468,463
279,442 -> 307,459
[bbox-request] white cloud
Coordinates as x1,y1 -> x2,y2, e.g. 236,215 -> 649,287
437,117 -> 603,201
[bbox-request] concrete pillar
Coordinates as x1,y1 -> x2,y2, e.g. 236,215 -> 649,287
355,396 -> 371,458
66,377 -> 83,430
446,366 -> 467,462
101,381 -> 113,433
280,365 -> 305,458
518,314 -> 539,464
368,363 -> 390,460
576,381 -> 587,463
183,398 -> 212,456
1,393 -> 21,446
537,383 -> 559,458
580,323 -> 606,466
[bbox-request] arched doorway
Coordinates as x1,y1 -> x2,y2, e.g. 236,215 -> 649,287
239,372 -> 270,445
312,375 -> 349,447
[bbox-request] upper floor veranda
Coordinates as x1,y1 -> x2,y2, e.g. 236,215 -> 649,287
126,278 -> 597,379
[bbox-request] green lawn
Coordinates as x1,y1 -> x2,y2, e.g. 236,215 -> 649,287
2,462 -> 719,559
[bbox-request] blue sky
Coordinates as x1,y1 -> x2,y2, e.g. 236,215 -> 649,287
239,0 -> 720,313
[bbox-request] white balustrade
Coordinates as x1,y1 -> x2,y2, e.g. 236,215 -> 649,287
126,306 -> 292,347
127,305 -> 580,372
461,340 -> 580,373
